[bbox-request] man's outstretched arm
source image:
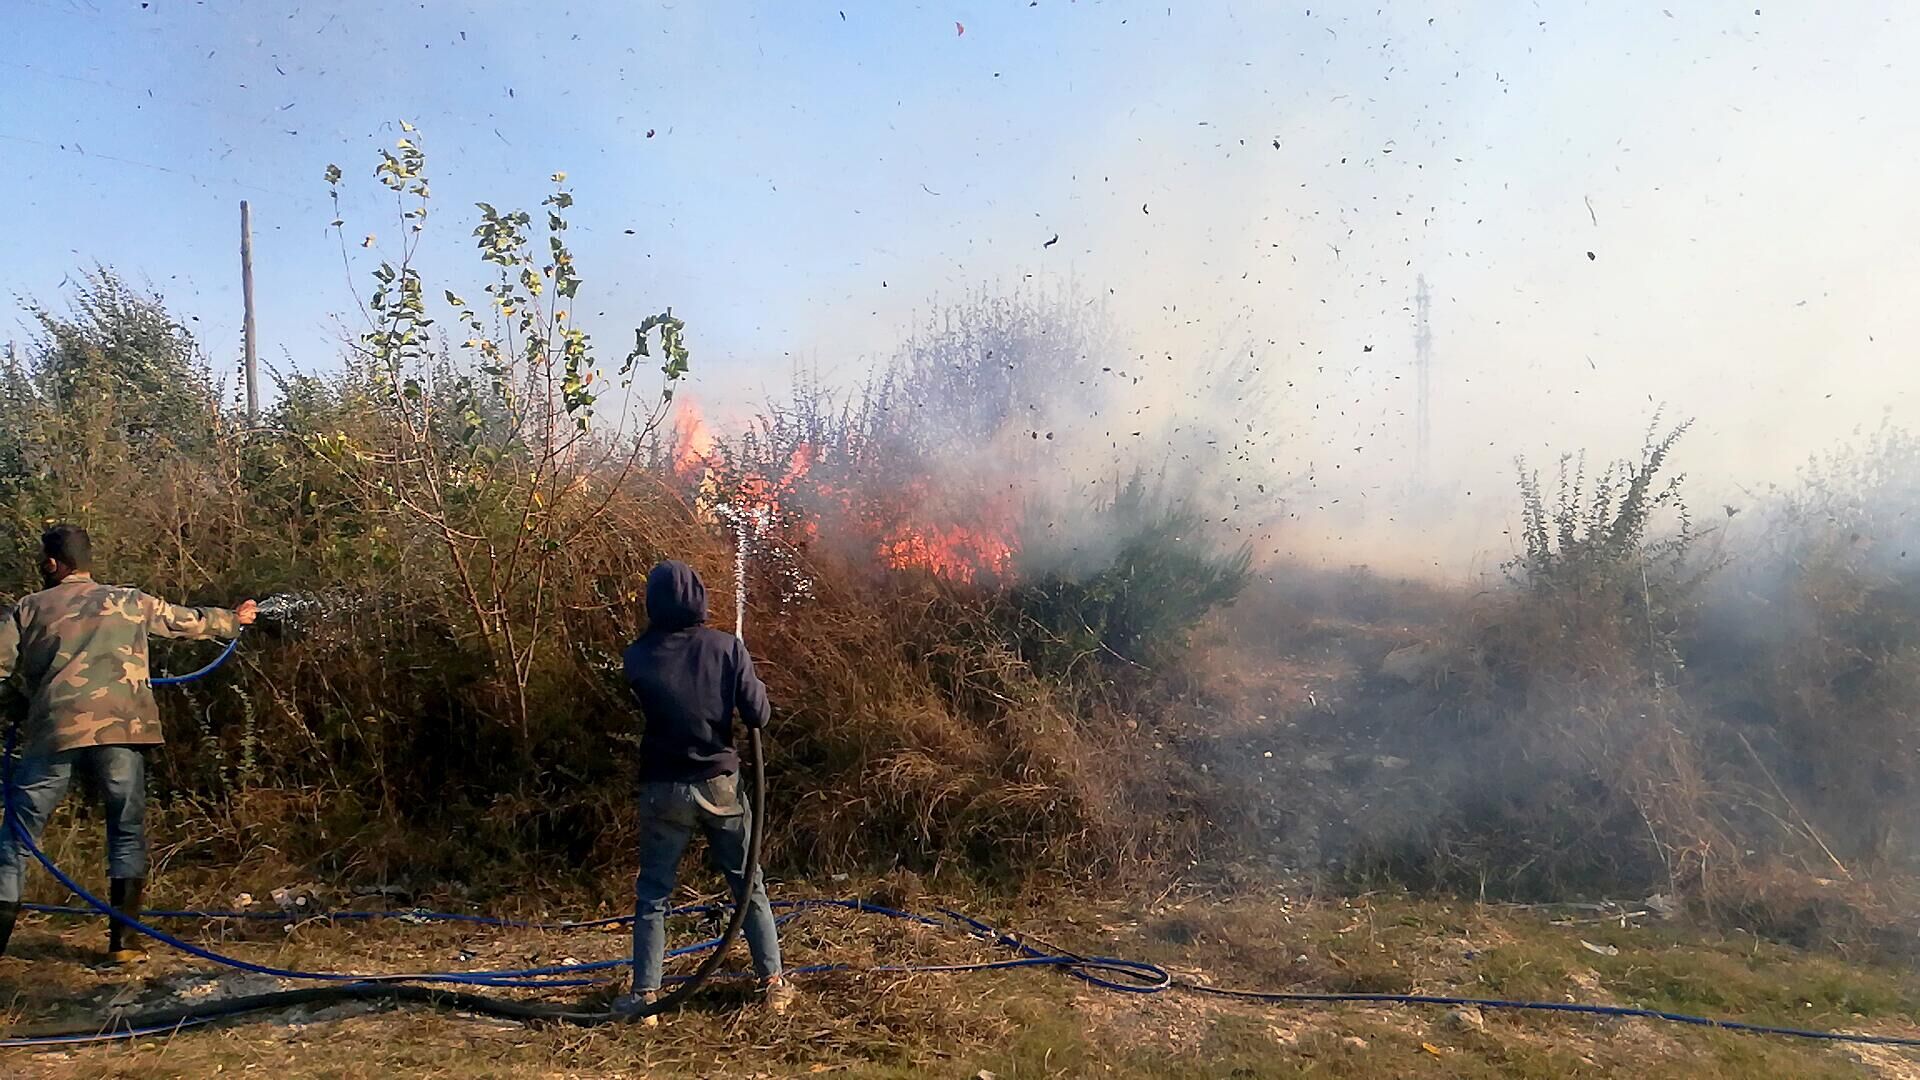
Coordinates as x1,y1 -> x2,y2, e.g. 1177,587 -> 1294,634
141,594 -> 257,640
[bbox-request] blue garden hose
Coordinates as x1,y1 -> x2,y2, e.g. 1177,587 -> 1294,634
149,634 -> 242,686
24,892 -> 1920,1049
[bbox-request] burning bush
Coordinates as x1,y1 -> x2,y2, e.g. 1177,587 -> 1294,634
678,289 -> 1106,586
666,285 -> 1257,675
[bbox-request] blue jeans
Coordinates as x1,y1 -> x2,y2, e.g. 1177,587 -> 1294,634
632,773 -> 781,991
0,745 -> 148,903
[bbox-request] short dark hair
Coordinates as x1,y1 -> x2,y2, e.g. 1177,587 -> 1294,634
42,524 -> 92,570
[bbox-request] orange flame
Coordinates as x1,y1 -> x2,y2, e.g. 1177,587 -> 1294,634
669,413 -> 1019,583
862,476 -> 1019,584
878,523 -> 1015,583
670,400 -> 716,483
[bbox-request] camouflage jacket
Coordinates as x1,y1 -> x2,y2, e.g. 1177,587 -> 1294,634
0,572 -> 240,754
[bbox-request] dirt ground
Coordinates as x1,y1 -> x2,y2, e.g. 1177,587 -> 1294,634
6,886 -> 1920,1078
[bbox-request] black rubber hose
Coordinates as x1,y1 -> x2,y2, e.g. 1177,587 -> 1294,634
5,728 -> 768,1038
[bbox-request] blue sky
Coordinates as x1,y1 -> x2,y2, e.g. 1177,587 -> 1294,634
6,2 -> 1177,388
7,2 -> 1918,570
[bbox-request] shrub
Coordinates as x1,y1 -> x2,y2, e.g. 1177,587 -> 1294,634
1341,418 -> 1734,900
1709,424 -> 1920,869
1008,471 -> 1253,677
1507,417 -> 1707,682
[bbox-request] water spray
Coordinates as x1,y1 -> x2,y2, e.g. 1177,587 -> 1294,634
147,592 -> 321,687
736,519 -> 749,639
731,505 -> 770,640
253,591 -> 314,621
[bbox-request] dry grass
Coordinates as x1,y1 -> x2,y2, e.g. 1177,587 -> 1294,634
7,885 -> 1920,1078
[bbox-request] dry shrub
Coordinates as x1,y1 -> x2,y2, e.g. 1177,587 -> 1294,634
1308,421 -> 1920,953
1328,422 -> 1726,898
1711,424 -> 1920,870
748,564 -> 1209,882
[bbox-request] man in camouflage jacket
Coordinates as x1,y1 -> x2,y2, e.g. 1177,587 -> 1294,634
0,524 -> 255,961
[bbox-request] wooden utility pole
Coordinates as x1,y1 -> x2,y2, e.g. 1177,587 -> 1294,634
240,200 -> 258,421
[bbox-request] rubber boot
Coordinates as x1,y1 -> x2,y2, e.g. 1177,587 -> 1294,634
107,877 -> 148,964
0,900 -> 18,957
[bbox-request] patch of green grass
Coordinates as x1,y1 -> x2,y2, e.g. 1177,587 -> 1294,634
1592,940 -> 1920,1028
957,989 -> 1098,1079
1464,911 -> 1920,1031
1110,1014 -> 1606,1080
1668,1029 -> 1873,1080
1470,939 -> 1576,1001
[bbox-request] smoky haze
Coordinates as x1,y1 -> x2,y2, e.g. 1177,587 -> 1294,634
6,4 -> 1917,583
729,5 -> 1920,580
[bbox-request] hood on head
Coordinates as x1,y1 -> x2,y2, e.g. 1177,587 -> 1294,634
645,560 -> 708,631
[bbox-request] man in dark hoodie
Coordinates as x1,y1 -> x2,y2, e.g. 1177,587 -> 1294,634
617,560 -> 787,1022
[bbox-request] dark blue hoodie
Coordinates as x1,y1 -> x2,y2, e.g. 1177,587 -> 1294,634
622,560 -> 771,782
